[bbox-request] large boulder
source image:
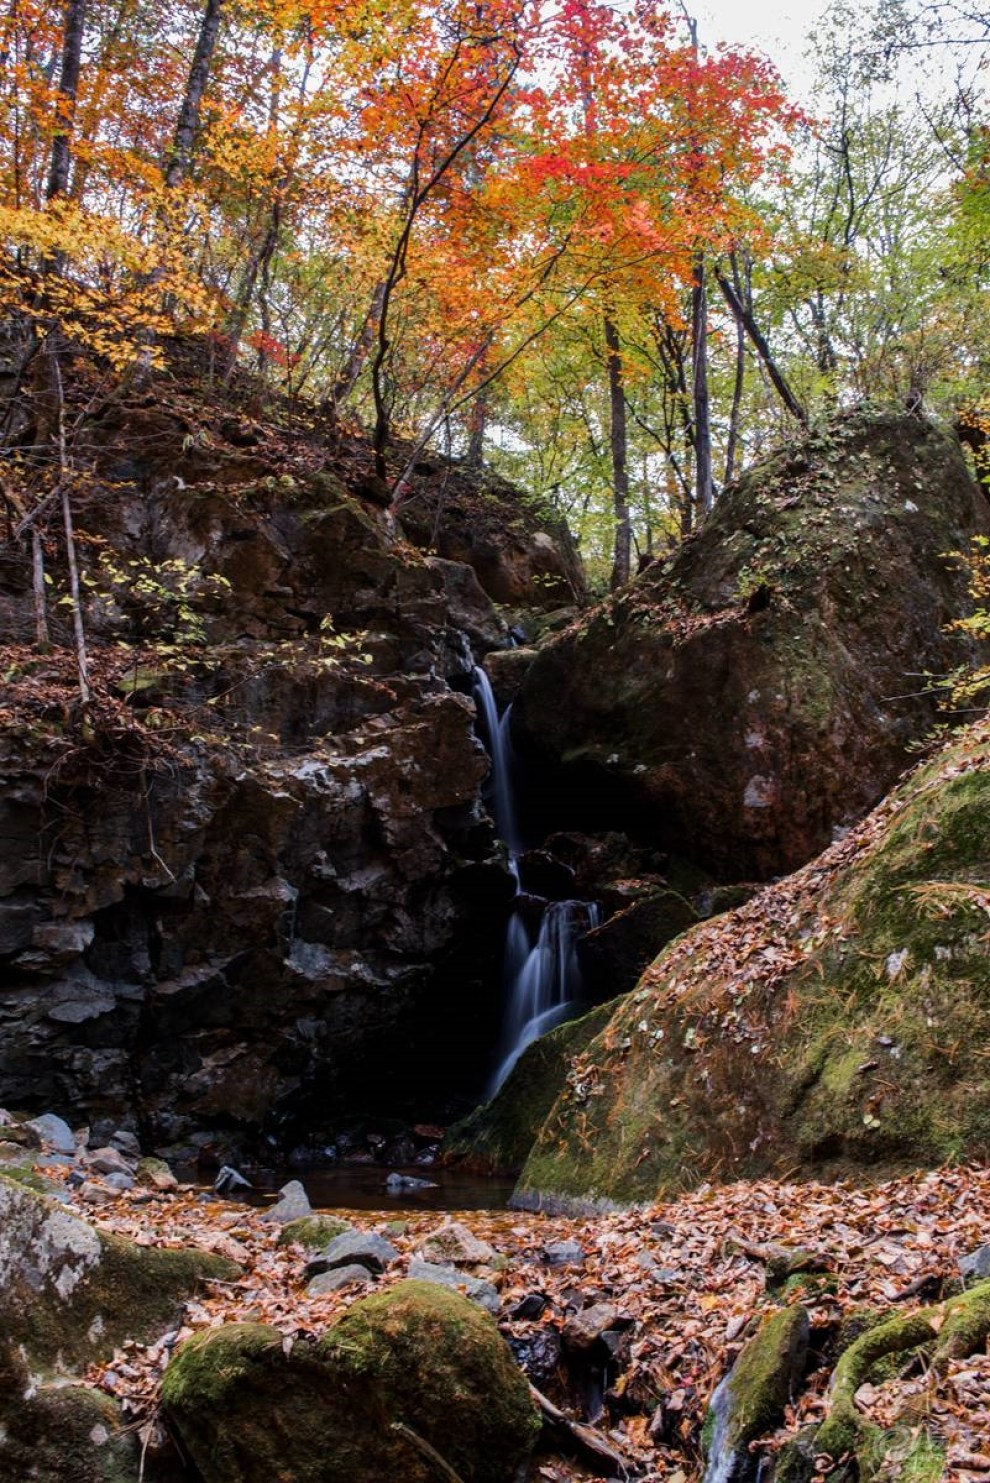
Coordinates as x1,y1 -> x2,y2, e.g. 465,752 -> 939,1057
161,1280 -> 540,1482
0,1174 -> 235,1483
512,411 -> 989,879
516,716 -> 990,1205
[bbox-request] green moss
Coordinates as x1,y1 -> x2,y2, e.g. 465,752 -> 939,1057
934,1277 -> 990,1368
0,1163 -> 57,1195
276,1215 -> 353,1250
816,1312 -> 936,1460
706,1306 -> 810,1459
0,1383 -> 137,1483
163,1281 -> 539,1483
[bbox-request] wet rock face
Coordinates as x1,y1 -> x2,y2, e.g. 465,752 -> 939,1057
512,412 -> 990,880
0,691 -> 498,1148
0,438 -> 587,1148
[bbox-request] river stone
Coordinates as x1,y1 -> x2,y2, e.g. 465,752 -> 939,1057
276,1215 -> 353,1250
87,1146 -> 134,1177
959,1244 -> 990,1281
406,1258 -> 500,1313
306,1263 -> 373,1296
702,1305 -> 810,1483
307,1230 -> 399,1276
136,1156 -> 179,1191
162,1280 -> 540,1483
542,1238 -> 585,1267
416,1219 -> 496,1266
259,1179 -> 311,1223
25,1113 -> 75,1155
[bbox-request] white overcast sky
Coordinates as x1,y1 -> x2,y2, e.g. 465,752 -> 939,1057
693,0 -> 829,98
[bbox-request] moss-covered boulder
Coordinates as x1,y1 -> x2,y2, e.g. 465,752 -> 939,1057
512,411 -> 989,879
162,1279 -> 540,1482
0,1175 -> 238,1482
517,718 -> 990,1204
0,1174 -> 237,1380
445,999 -> 616,1173
702,1305 -> 809,1483
0,1383 -> 139,1483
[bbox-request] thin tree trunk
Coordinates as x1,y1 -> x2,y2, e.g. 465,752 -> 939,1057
31,528 -> 50,649
691,256 -> 713,517
332,278 -> 387,412
604,314 -> 631,589
51,355 -> 89,701
47,0 -> 88,202
164,0 -> 224,189
465,379 -> 488,468
715,265 -> 807,425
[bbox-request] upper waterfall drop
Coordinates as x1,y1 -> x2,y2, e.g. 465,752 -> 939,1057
471,665 -> 521,861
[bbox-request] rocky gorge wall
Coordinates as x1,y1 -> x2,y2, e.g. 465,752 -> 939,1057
0,377 -> 585,1162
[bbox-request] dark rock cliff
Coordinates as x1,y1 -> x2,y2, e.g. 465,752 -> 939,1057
0,372 -> 583,1157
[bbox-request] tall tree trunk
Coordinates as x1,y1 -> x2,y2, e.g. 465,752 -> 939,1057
465,377 -> 488,468
605,314 -> 632,590
715,262 -> 807,425
47,0 -> 88,202
691,256 -> 713,518
50,354 -> 89,702
164,0 -> 224,189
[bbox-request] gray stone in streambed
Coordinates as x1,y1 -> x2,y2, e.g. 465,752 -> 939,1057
385,1172 -> 438,1193
214,1165 -> 253,1196
959,1244 -> 990,1281
307,1230 -> 399,1277
259,1180 -> 310,1223
306,1264 -> 374,1296
25,1113 -> 75,1155
541,1238 -> 585,1267
702,1305 -> 810,1483
407,1259 -> 499,1314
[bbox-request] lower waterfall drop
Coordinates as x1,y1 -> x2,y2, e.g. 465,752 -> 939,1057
471,665 -> 600,1096
490,897 -> 601,1095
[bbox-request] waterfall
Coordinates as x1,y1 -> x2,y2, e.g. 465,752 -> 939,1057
471,666 -> 599,1097
471,666 -> 521,860
490,898 -> 601,1094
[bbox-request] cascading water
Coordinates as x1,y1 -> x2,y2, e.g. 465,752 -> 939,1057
471,667 -> 520,861
490,897 -> 601,1094
471,665 -> 599,1096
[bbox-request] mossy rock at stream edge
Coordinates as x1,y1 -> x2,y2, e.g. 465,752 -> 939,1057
702,1304 -> 809,1483
444,999 -> 617,1173
161,1280 -> 541,1483
0,1173 -> 238,1483
515,718 -> 990,1206
0,1173 -> 238,1377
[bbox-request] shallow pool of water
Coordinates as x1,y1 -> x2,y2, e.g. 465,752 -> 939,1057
199,1162 -> 517,1213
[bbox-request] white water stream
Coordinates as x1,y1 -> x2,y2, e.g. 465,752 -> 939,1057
471,667 -> 599,1096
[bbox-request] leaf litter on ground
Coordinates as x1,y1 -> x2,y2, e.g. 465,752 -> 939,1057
30,1159 -> 986,1481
